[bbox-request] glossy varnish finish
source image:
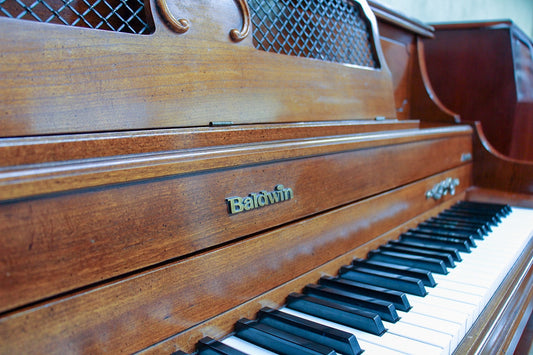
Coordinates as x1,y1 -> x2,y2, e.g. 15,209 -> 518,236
1,0 -> 532,353
369,1 -> 459,123
0,166 -> 471,354
423,21 -> 533,160
0,0 -> 395,137
0,126 -> 472,313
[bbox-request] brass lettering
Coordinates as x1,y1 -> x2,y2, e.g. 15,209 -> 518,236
226,197 -> 244,214
243,197 -> 254,210
226,185 -> 294,215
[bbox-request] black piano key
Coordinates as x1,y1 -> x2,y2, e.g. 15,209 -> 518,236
449,204 -> 506,219
378,244 -> 455,268
400,231 -> 471,252
389,240 -> 462,262
319,276 -> 412,312
235,318 -> 336,355
303,284 -> 400,323
286,293 -> 386,335
428,216 -> 492,234
367,250 -> 448,274
410,227 -> 477,247
454,201 -> 511,216
438,210 -> 498,226
338,265 -> 427,296
418,220 -> 485,239
351,258 -> 436,287
416,223 -> 483,241
197,337 -> 247,355
257,307 -> 363,355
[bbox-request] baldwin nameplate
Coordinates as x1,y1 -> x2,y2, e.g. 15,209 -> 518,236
226,185 -> 294,215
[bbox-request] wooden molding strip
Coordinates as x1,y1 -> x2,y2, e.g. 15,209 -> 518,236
0,126 -> 471,201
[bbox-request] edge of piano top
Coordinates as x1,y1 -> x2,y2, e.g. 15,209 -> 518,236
0,0 -> 532,353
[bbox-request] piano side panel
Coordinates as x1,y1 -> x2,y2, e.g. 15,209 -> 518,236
0,165 -> 472,354
371,4 -> 459,123
454,237 -> 533,354
470,122 -> 533,197
0,128 -> 472,313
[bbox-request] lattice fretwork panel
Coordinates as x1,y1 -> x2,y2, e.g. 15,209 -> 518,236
0,0 -> 152,33
248,0 -> 379,68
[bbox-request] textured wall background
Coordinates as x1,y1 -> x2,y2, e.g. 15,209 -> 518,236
377,0 -> 533,39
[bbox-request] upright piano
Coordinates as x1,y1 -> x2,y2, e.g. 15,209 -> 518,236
0,1 -> 532,354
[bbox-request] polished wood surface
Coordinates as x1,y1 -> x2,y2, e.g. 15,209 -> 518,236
0,0 -> 532,354
471,121 -> 533,196
369,1 -> 459,123
0,167 -> 471,354
0,0 -> 395,137
0,125 -> 472,313
422,21 -> 533,161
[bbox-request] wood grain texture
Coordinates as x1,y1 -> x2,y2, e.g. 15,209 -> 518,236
0,165 -> 472,354
375,19 -> 459,122
0,125 -> 471,201
0,120 -> 418,167
0,128 -> 472,313
0,0 -> 396,137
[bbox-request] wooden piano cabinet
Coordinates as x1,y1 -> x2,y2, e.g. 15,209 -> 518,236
422,21 -> 533,161
0,165 -> 472,354
368,0 -> 460,123
0,0 -> 532,353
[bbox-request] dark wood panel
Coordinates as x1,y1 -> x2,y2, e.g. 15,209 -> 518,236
423,21 -> 533,160
375,17 -> 459,122
0,165 -> 472,354
472,122 -> 533,195
0,130 -> 472,313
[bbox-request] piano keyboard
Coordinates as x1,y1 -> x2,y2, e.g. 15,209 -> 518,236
193,202 -> 533,355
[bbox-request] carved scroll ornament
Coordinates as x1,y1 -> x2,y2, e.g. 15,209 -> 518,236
230,0 -> 251,42
156,0 -> 250,41
156,0 -> 190,33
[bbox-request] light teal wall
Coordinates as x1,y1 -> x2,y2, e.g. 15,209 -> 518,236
377,0 -> 533,39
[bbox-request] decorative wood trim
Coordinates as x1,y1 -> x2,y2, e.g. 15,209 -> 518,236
411,37 -> 461,123
156,0 -> 190,33
0,126 -> 472,202
230,0 -> 251,42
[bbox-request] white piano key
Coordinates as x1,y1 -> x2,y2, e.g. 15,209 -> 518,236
397,311 -> 463,348
280,307 -> 446,355
407,294 -> 478,328
384,320 -> 452,355
426,286 -> 484,315
222,335 -> 278,355
226,206 -> 533,355
406,300 -> 468,334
